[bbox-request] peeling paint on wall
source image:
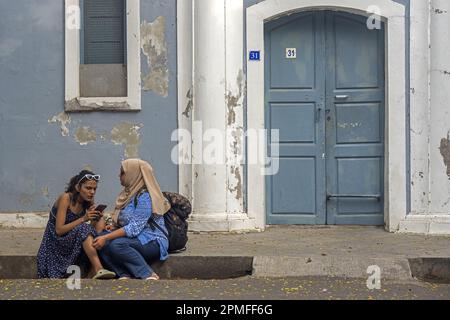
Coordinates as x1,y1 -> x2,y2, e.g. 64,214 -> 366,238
226,70 -> 245,126
65,98 -> 132,112
98,132 -> 109,141
48,112 -> 71,137
141,16 -> 169,97
182,88 -> 193,118
439,135 -> 450,179
434,8 -> 448,14
110,122 -> 143,159
74,127 -> 97,146
225,70 -> 245,202
337,122 -> 362,129
228,166 -> 243,200
230,129 -> 244,158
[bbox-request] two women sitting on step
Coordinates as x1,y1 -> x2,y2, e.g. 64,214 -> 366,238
37,159 -> 171,280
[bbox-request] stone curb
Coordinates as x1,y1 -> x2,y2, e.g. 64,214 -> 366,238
1,254 -> 449,282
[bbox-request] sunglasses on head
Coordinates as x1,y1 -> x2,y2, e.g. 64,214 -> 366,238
78,174 -> 100,184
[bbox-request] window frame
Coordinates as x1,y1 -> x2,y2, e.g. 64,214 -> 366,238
65,0 -> 141,111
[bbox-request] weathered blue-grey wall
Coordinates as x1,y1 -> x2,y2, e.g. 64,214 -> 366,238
0,0 -> 178,213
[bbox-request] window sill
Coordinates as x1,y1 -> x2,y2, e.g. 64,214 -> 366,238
65,97 -> 140,112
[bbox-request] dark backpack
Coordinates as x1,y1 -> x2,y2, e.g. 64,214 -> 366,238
134,189 -> 191,253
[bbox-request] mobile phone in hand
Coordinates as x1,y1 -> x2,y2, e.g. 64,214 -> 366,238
92,204 -> 107,222
95,204 -> 107,213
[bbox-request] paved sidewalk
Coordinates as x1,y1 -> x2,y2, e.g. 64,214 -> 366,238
1,277 -> 450,300
1,226 -> 450,280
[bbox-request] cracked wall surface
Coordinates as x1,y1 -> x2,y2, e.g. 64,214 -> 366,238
228,166 -> 243,201
110,122 -> 144,159
48,112 -> 71,137
182,88 -> 193,118
439,136 -> 450,179
226,70 -> 245,126
74,127 -> 97,146
141,16 -> 169,97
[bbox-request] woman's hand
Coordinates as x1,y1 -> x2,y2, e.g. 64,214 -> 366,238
92,236 -> 107,250
83,205 -> 101,222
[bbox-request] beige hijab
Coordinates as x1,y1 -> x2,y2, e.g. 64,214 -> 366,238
112,159 -> 171,224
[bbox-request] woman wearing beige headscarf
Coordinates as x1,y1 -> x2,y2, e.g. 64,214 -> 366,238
93,159 -> 171,280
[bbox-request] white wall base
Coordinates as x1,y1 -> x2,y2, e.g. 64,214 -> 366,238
0,213 -> 48,229
188,214 -> 262,232
0,212 -> 263,232
2,213 -> 450,236
398,215 -> 450,235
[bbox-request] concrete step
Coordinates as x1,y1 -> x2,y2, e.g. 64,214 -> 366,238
2,254 -> 449,283
252,255 -> 413,280
0,255 -> 253,280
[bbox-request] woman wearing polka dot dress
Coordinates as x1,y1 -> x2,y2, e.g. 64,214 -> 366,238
37,170 -> 115,279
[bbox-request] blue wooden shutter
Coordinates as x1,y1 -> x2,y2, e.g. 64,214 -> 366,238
84,0 -> 125,64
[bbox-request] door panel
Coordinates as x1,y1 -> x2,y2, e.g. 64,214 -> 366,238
335,103 -> 382,144
270,15 -> 316,89
272,158 -> 316,215
336,158 -> 382,214
334,16 -> 380,89
265,12 -> 326,225
271,103 -> 316,143
325,12 -> 385,225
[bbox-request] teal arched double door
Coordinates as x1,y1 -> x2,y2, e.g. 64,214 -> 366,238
265,11 -> 385,225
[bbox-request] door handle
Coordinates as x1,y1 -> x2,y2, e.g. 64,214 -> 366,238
335,95 -> 349,99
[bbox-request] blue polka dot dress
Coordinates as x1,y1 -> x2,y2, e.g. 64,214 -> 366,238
37,206 -> 96,278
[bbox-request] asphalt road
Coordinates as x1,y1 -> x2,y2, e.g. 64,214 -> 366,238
0,276 -> 449,300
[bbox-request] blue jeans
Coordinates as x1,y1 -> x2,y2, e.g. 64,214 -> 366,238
98,235 -> 161,279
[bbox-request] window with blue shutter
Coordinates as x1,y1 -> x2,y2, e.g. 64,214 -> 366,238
79,0 -> 127,97
83,0 -> 126,64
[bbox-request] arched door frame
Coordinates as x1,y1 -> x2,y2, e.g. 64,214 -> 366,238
246,0 -> 407,231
